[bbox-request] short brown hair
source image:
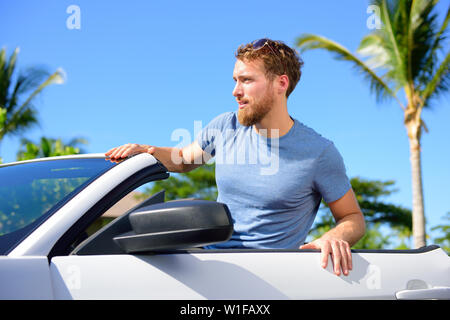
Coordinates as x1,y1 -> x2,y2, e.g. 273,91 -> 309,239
235,39 -> 304,98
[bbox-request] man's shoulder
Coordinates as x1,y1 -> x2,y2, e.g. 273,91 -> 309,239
293,119 -> 334,149
204,111 -> 239,131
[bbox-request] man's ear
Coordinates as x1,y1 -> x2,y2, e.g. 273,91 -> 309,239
277,75 -> 289,95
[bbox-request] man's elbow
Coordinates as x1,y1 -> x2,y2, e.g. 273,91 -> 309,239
355,211 -> 366,242
178,163 -> 200,173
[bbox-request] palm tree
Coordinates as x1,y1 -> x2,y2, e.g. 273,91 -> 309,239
0,47 -> 65,160
296,0 -> 449,248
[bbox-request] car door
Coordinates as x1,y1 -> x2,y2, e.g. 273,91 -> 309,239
0,256 -> 53,299
49,245 -> 450,299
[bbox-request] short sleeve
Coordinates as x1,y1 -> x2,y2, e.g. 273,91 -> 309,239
195,112 -> 234,157
313,142 -> 351,203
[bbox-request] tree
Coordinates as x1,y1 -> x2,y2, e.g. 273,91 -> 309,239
0,47 -> 65,160
308,177 -> 412,249
137,163 -> 217,201
296,0 -> 449,248
16,136 -> 88,160
431,212 -> 450,253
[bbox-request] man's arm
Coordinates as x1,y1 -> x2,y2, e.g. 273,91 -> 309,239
105,141 -> 210,173
300,188 -> 365,276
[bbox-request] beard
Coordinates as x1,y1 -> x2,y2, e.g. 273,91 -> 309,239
237,89 -> 275,127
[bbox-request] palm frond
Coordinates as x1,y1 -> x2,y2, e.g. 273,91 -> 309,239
0,48 -> 19,106
5,48 -> 19,80
408,0 -> 441,91
1,106 -> 39,139
416,3 -> 450,107
0,48 -> 12,107
357,33 -> 391,70
6,67 -> 51,113
296,34 -> 404,109
0,48 -> 6,73
378,0 -> 407,87
432,3 -> 450,51
17,69 -> 65,113
421,51 -> 450,107
0,48 -> 65,144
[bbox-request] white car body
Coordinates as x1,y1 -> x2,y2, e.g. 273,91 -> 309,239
0,154 -> 449,300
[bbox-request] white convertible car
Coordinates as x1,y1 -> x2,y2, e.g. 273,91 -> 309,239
0,153 -> 449,300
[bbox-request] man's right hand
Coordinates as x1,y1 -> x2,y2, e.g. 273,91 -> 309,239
105,143 -> 154,160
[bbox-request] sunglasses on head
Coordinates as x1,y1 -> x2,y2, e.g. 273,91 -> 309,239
252,38 -> 286,74
252,38 -> 278,55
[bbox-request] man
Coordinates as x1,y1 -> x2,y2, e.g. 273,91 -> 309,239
105,38 -> 365,276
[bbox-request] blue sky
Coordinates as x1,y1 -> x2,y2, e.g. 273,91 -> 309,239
1,0 -> 449,240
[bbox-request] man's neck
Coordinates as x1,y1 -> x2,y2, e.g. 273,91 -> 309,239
253,102 -> 294,138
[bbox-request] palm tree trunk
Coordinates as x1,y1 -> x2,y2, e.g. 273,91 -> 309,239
408,132 -> 427,248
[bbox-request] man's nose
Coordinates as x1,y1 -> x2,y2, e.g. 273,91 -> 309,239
233,82 -> 243,98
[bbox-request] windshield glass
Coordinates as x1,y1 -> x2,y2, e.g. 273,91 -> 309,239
0,158 -> 116,254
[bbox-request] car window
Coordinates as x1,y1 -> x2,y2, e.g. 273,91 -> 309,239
69,182 -> 160,255
0,158 -> 116,255
86,188 -> 146,236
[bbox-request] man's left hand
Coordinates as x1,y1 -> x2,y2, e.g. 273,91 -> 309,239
300,237 -> 352,276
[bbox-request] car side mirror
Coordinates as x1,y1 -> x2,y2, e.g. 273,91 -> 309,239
113,199 -> 233,252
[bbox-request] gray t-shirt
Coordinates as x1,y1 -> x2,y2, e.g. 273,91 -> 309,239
196,111 -> 351,249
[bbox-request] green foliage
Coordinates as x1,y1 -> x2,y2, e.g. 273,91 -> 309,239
0,107 -> 6,127
431,212 -> 450,253
350,224 -> 392,250
350,177 -> 412,231
137,163 -> 217,201
16,136 -> 88,160
308,177 -> 412,249
0,47 -> 64,158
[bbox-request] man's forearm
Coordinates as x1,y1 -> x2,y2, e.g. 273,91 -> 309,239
143,146 -> 184,173
145,145 -> 201,173
321,212 -> 365,247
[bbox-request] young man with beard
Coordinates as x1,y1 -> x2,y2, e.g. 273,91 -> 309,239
105,39 -> 365,276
